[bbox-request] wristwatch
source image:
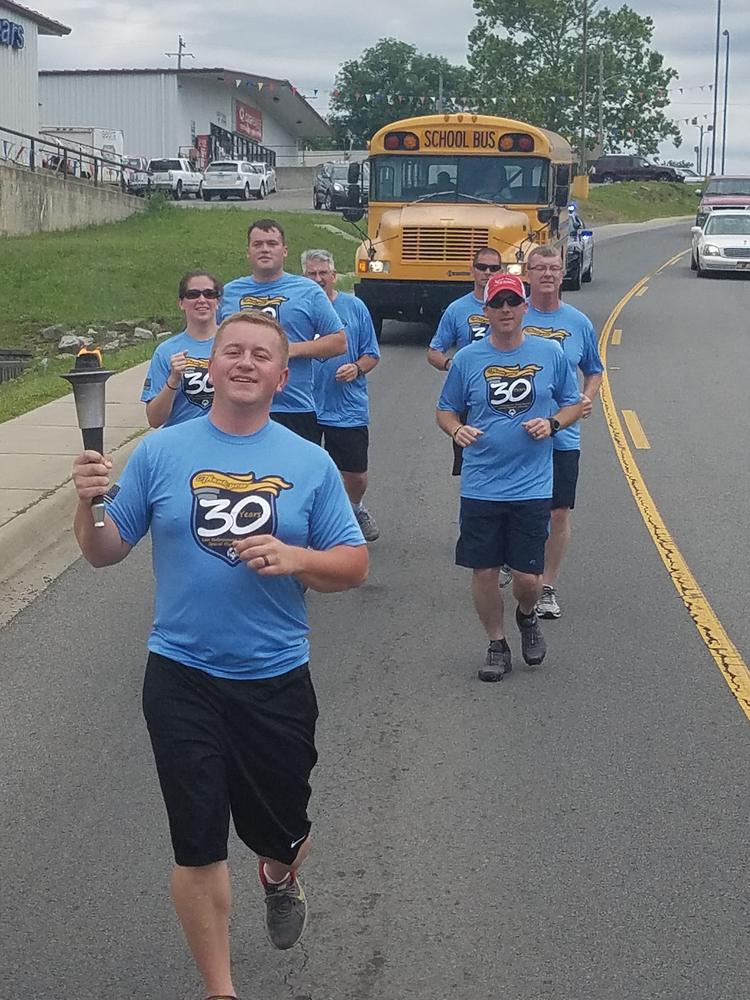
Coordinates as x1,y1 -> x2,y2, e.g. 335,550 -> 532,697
355,364 -> 365,377
548,417 -> 561,436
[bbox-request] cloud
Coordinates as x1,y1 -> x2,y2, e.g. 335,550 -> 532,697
37,0 -> 749,171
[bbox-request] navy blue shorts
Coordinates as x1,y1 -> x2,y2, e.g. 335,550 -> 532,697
271,410 -> 320,443
456,497 -> 552,575
314,423 -> 369,474
552,449 -> 580,510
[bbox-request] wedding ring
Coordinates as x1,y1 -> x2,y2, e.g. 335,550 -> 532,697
262,555 -> 271,568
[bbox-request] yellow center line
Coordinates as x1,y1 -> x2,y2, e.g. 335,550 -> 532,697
598,250 -> 750,722
622,410 -> 651,449
611,328 -> 622,345
636,286 -> 648,297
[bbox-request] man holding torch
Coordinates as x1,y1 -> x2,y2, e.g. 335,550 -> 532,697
71,312 -> 368,1000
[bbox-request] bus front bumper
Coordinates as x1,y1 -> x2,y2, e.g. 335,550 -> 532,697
354,278 -> 473,322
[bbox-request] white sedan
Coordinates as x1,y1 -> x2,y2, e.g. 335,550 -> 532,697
250,161 -> 277,194
691,209 -> 750,276
202,160 -> 268,201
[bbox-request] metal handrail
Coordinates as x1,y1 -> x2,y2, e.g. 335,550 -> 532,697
0,124 -> 126,190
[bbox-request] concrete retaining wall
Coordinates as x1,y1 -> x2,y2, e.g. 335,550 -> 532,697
0,161 -> 144,237
276,165 -> 314,191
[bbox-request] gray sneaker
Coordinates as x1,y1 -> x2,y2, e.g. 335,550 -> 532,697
536,585 -> 561,619
355,505 -> 380,542
260,864 -> 307,950
516,607 -> 547,666
498,564 -> 513,588
478,639 -> 512,682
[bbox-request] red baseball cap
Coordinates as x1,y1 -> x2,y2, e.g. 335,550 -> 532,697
483,273 -> 527,305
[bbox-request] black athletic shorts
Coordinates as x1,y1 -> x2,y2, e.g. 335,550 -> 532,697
552,449 -> 580,510
271,410 -> 320,443
314,424 -> 369,474
142,653 -> 319,868
456,497 -> 551,575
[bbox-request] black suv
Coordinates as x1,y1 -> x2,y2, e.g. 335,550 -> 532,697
312,161 -> 352,210
590,155 -> 683,184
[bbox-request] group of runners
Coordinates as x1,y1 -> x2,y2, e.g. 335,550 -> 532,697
70,216 -> 602,1000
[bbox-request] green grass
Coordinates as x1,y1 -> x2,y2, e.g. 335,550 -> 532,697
578,180 -> 699,225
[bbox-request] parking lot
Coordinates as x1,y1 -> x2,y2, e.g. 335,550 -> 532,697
176,186 -> 318,213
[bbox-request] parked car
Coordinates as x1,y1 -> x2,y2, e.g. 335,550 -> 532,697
202,160 -> 269,201
690,208 -> 750,277
694,175 -> 750,227
589,154 -> 683,184
147,157 -> 204,199
562,205 -> 594,290
250,161 -> 277,195
677,167 -> 704,184
123,156 -> 151,196
313,161 -> 352,210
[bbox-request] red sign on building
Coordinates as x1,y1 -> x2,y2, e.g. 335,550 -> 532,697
235,101 -> 263,141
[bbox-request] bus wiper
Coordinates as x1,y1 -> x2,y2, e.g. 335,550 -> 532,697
456,194 -> 498,205
410,191 -> 456,204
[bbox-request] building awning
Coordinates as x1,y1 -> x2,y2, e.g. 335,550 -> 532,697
38,67 -> 332,140
1,0 -> 70,35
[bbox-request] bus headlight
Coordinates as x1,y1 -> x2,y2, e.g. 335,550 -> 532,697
507,263 -> 523,275
368,260 -> 390,273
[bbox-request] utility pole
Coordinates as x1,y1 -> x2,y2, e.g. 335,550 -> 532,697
437,71 -> 444,113
579,0 -> 588,174
598,49 -> 604,149
166,35 -> 194,71
710,0 -> 721,174
721,29 -> 730,173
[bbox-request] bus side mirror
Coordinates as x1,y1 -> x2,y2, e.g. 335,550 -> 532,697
554,186 -> 570,208
342,207 -> 365,223
348,162 -> 361,184
538,208 -> 555,223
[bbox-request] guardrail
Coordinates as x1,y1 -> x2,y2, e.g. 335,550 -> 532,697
0,348 -> 33,386
0,124 -> 126,190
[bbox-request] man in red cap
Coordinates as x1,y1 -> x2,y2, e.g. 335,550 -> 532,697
436,272 -> 583,681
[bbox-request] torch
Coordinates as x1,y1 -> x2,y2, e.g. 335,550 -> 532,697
61,347 -> 115,528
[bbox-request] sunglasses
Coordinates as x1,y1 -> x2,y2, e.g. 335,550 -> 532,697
487,293 -> 525,308
474,263 -> 502,273
183,288 -> 220,300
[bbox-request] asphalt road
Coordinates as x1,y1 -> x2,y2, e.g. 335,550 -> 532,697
1,223 -> 748,1000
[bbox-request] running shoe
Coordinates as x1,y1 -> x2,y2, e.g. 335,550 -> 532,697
478,639 -> 512,682
259,863 -> 307,950
498,565 -> 512,588
515,607 -> 547,666
355,505 -> 380,542
536,585 -> 561,619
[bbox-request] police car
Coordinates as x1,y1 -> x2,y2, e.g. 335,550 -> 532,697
562,204 -> 594,290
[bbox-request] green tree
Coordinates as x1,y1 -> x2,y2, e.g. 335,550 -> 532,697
468,0 -> 680,157
329,38 -> 473,145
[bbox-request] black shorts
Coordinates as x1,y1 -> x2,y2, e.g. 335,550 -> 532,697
271,410 -> 320,443
314,424 -> 369,474
142,653 -> 319,868
456,497 -> 551,575
552,449 -> 580,510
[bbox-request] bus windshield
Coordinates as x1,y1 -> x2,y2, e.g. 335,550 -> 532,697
371,154 -> 550,205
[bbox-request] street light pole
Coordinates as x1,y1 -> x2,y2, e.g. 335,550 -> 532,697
710,0 -> 721,174
579,0 -> 588,174
721,29 -> 730,173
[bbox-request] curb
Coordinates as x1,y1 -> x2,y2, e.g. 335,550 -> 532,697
0,431 -> 147,628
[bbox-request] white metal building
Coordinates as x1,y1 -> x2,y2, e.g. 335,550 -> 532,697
38,68 -> 332,166
0,0 -> 69,136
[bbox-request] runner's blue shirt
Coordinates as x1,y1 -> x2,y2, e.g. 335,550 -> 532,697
313,293 -> 380,427
104,418 -> 365,680
218,272 -> 342,413
141,330 -> 214,425
429,292 -> 490,352
523,303 -> 603,451
438,334 -> 580,501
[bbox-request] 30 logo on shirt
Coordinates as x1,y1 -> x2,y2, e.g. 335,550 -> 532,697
237,294 -> 289,321
524,326 -> 570,344
190,469 -> 293,566
182,357 -> 214,410
484,364 -> 542,417
467,314 -> 490,342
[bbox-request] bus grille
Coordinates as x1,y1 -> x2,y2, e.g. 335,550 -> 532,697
402,227 -> 491,262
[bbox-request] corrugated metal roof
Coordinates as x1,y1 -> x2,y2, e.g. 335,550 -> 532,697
0,0 -> 71,35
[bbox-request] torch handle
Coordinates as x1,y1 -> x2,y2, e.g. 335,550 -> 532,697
81,427 -> 106,526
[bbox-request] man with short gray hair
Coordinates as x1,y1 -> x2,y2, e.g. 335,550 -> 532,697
302,249 -> 381,541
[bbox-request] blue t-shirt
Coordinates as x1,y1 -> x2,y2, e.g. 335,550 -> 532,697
105,418 -> 365,680
523,303 -> 603,451
438,335 -> 580,501
429,292 -> 489,352
313,294 -> 380,427
218,272 -> 343,414
141,330 -> 214,425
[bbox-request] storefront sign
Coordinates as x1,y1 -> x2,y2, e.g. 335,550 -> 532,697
235,101 -> 263,141
0,19 -> 25,49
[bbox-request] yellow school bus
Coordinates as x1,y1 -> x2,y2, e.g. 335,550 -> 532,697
348,113 -> 574,336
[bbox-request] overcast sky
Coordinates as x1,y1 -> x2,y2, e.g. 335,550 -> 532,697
38,0 -> 748,172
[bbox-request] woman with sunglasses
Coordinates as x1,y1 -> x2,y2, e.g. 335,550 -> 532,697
141,272 -> 223,428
